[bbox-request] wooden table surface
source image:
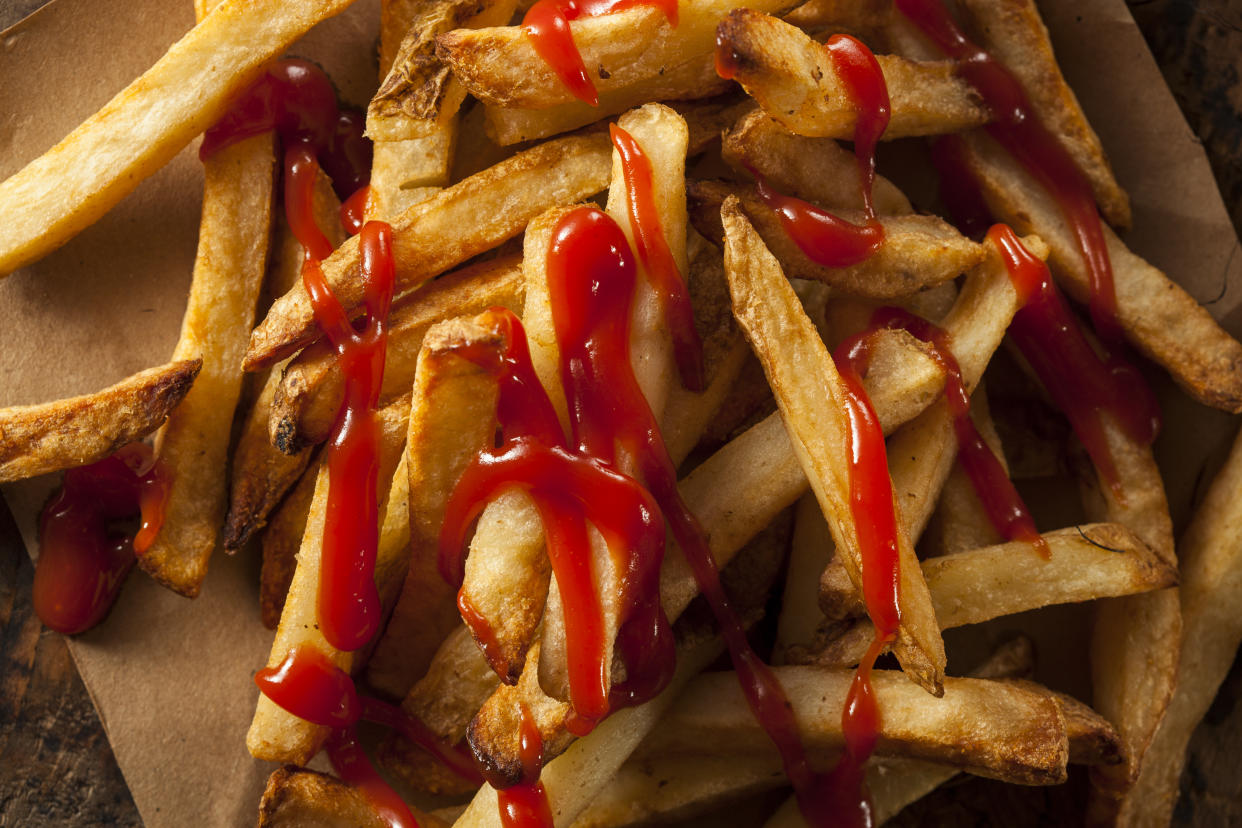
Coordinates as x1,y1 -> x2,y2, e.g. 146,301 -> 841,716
2,0 -> 1241,825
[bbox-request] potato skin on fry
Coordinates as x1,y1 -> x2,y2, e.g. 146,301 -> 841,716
0,358 -> 200,484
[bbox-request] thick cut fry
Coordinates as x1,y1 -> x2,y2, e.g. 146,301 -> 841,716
0,359 -> 200,484
437,0 -> 793,109
640,667 -> 1068,786
369,0 -> 516,142
247,395 -> 412,764
259,451 -> 322,629
138,133 -> 275,596
257,766 -> 401,828
0,0 -> 356,276
691,179 -> 984,299
271,254 -> 524,453
722,110 -> 913,216
956,133 -> 1242,413
716,10 -> 988,141
721,197 -> 946,695
1125,424 -> 1242,826
245,133 -> 612,371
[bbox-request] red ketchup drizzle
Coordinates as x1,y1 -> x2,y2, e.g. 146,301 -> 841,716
326,727 -> 421,828
341,185 -> 371,236
867,306 -> 1049,556
254,645 -> 361,728
200,59 -> 371,202
893,0 -> 1121,347
608,124 -> 704,392
34,444 -> 169,634
752,174 -> 885,267
496,704 -> 555,827
987,225 -> 1159,492
823,34 -> 891,221
521,0 -> 678,106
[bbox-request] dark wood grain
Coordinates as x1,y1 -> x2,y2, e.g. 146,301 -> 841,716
0,0 -> 1239,826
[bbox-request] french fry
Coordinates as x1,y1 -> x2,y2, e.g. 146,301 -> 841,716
690,180 -> 984,299
436,0 -> 794,109
245,133 -> 613,371
0,0 -> 356,276
1124,424 -> 1242,825
137,129 -> 275,596
715,10 -> 989,141
721,109 -> 913,216
257,766 -> 411,828
247,394 -> 412,764
813,523 -> 1176,668
270,253 -> 524,453
721,196 -> 946,695
0,359 -> 200,484
259,451 -> 322,629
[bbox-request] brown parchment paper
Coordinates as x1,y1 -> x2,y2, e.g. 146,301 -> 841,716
0,0 -> 1238,825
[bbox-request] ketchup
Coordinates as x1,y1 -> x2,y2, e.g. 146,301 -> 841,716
496,704 -> 554,827
200,59 -> 371,202
865,306 -> 1048,556
521,0 -> 678,106
326,727 -> 421,828
254,645 -> 361,729
894,0 -> 1120,348
34,444 -> 169,634
752,174 -> 885,268
986,225 -> 1159,492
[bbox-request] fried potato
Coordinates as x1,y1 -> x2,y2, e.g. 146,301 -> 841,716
0,359 -> 200,484
259,451 -> 322,629
813,523 -> 1176,667
722,109 -> 913,216
257,766 -> 398,828
0,0 -> 355,276
437,0 -> 793,109
721,197 -> 946,695
138,133 -> 275,597
640,667 -> 1068,786
247,395 -> 412,764
271,253 -> 524,453
690,180 -> 984,299
245,133 -> 612,371
715,10 -> 989,140
1125,424 -> 1242,825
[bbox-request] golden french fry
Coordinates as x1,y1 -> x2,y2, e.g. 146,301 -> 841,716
721,196 -> 946,695
1125,424 -> 1242,825
0,0 -> 355,276
0,359 -> 200,484
245,133 -> 612,371
137,132 -> 275,596
259,451 -> 322,630
437,0 -> 793,109
257,766 -> 402,828
715,10 -> 989,141
247,395 -> 412,764
271,253 -> 524,453
690,180 -> 984,300
722,110 -> 913,216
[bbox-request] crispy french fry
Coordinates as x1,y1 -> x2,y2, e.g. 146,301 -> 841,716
245,133 -> 612,371
247,395 -> 412,764
721,110 -> 913,216
716,10 -> 989,141
1124,424 -> 1242,825
137,132 -> 275,596
437,0 -> 794,109
271,253 -> 524,453
0,359 -> 200,484
259,451 -> 322,629
813,523 -> 1176,667
257,766 -> 399,828
0,0 -> 356,276
690,180 -> 984,299
721,196 -> 946,695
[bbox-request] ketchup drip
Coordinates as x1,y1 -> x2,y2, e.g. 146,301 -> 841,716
341,185 -> 371,236
254,645 -> 361,729
521,0 -> 678,106
326,727 -> 421,828
752,173 -> 885,268
893,0 -> 1120,348
608,124 -> 704,392
866,306 -> 1048,556
200,59 -> 371,202
496,704 -> 554,827
986,225 -> 1159,492
824,34 -> 891,221
34,444 -> 169,634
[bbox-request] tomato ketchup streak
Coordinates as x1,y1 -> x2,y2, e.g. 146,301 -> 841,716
728,35 -> 889,268
865,307 -> 1049,556
986,225 -> 1159,492
894,0 -> 1119,347
522,0 -> 677,106
35,444 -> 169,634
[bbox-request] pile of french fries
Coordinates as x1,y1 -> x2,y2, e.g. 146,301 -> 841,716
4,0 -> 1242,824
